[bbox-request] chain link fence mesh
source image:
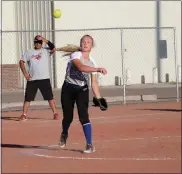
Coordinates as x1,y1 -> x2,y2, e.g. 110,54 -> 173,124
121,28 -> 179,102
122,28 -> 176,85
1,27 -> 180,103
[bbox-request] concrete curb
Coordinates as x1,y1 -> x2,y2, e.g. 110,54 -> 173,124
2,95 -> 157,111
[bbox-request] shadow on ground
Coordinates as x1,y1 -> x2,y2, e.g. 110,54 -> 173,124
1,143 -> 83,153
1,116 -> 54,121
136,109 -> 182,112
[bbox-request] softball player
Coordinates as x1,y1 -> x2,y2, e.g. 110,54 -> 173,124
57,35 -> 107,153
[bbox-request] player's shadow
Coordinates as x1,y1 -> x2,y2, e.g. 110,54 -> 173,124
1,116 -> 49,121
1,143 -> 83,153
136,109 -> 182,112
62,148 -> 83,153
1,143 -> 43,149
1,143 -> 57,150
1,116 -> 23,121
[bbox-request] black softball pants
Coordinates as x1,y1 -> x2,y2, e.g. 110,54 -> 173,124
61,81 -> 90,136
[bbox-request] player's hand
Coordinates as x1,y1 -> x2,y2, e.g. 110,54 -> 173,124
24,73 -> 31,80
36,35 -> 43,40
36,36 -> 47,42
97,68 -> 107,75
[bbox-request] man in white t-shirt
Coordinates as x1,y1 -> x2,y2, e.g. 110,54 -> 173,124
19,35 -> 60,121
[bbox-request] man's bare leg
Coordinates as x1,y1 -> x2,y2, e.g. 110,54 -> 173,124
20,101 -> 30,120
48,99 -> 60,119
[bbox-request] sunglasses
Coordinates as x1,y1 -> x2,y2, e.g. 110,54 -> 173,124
34,40 -> 43,44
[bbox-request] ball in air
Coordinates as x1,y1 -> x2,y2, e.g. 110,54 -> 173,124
53,9 -> 62,18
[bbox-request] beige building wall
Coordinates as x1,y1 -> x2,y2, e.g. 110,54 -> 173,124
2,1 -> 181,87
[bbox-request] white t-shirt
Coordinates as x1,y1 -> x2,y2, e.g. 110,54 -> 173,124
65,51 -> 97,86
21,48 -> 51,81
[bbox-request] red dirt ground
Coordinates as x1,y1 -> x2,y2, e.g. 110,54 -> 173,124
1,101 -> 181,173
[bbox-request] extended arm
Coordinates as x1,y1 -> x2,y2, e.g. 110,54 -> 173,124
72,59 -> 107,74
91,74 -> 102,98
91,73 -> 108,111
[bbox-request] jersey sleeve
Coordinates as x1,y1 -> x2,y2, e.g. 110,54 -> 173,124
70,51 -> 81,60
20,51 -> 30,62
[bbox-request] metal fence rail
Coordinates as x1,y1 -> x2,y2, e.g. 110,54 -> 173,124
1,27 -> 180,104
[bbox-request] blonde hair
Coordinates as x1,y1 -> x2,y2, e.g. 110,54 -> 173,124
56,44 -> 81,57
56,35 -> 94,57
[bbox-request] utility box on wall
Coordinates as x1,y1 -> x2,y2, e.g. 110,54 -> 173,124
2,64 -> 21,89
159,40 -> 167,59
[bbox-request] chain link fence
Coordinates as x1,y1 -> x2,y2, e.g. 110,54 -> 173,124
121,27 -> 180,103
1,27 -> 180,103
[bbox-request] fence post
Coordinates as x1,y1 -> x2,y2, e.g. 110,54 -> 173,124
173,27 -> 179,102
51,0 -> 57,88
121,28 -> 126,105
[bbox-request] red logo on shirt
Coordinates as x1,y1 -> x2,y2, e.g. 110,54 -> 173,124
32,53 -> 42,60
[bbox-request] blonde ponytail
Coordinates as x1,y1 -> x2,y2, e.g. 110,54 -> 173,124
56,44 -> 81,57
56,35 -> 94,57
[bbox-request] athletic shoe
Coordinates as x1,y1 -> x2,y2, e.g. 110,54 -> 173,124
53,113 -> 59,120
19,114 -> 27,121
83,144 -> 96,153
58,133 -> 68,148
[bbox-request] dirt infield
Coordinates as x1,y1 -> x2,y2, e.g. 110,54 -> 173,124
2,101 -> 181,173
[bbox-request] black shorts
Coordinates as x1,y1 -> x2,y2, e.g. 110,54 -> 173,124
24,79 -> 53,102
